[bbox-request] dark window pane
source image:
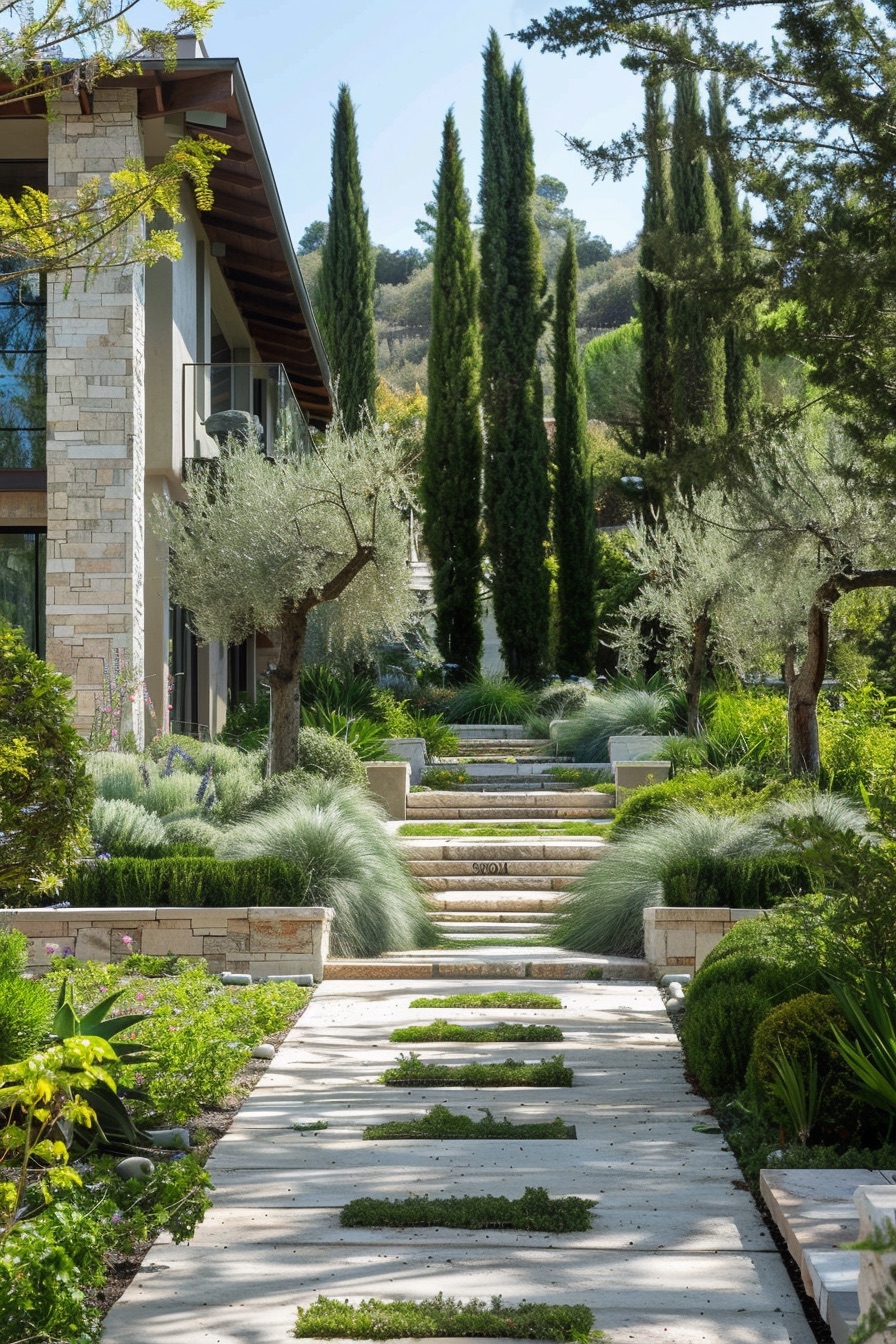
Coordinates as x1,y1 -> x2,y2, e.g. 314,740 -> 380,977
0,355 -> 47,428
0,429 -> 45,468
0,304 -> 46,350
0,530 -> 45,656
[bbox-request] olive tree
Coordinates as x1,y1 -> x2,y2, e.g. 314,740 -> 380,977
617,427 -> 896,776
154,423 -> 413,775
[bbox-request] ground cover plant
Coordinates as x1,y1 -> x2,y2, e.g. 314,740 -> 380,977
340,1186 -> 592,1232
380,1052 -> 573,1087
362,1105 -> 575,1140
398,821 -> 609,837
409,991 -> 562,1009
293,1293 -> 599,1341
546,766 -> 614,788
389,1020 -> 564,1043
0,949 -> 311,1343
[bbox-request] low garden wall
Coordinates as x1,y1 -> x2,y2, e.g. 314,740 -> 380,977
644,905 -> 765,975
3,906 -> 334,980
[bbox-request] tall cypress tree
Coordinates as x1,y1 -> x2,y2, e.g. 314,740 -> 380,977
318,85 -> 377,434
553,227 -> 596,676
479,30 -> 551,682
669,69 -> 726,486
707,75 -> 761,441
639,72 -> 675,465
421,111 -> 483,682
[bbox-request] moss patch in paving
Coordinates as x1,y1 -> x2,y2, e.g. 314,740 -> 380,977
294,1293 -> 600,1341
363,1104 -> 575,1141
410,991 -> 563,1010
380,1052 -> 573,1088
340,1185 -> 592,1232
390,1020 -> 563,1044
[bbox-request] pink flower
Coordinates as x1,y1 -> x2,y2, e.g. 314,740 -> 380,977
120,934 -> 133,947
135,992 -> 145,1002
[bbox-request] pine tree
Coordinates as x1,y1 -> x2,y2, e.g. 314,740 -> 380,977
479,30 -> 551,682
669,69 -> 726,486
638,72 -> 675,465
421,111 -> 483,682
318,85 -> 377,434
552,227 -> 596,676
707,75 -> 761,441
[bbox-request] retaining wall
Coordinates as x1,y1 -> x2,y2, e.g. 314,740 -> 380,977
3,906 -> 333,980
644,905 -> 765,974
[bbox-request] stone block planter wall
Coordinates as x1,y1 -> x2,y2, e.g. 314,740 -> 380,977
384,738 -> 426,785
644,905 -> 764,975
365,761 -> 410,820
4,906 -> 333,980
614,760 -> 672,805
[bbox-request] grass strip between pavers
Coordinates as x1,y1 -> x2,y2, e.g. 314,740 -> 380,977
340,1185 -> 592,1232
363,1104 -> 576,1141
410,991 -> 563,1010
399,822 -> 608,836
390,1020 -> 564,1043
294,1293 -> 601,1341
380,1052 -> 573,1088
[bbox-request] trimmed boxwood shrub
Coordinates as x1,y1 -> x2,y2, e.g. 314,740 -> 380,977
662,851 -> 813,909
60,855 -> 313,908
680,951 -> 823,1099
746,991 -> 869,1144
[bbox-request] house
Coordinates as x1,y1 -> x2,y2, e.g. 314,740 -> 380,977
0,36 -> 332,745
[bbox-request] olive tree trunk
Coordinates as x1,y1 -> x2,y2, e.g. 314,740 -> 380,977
686,607 -> 711,736
267,609 -> 309,777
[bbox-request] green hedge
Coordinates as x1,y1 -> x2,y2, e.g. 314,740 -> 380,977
662,852 -> 813,909
59,856 -> 314,908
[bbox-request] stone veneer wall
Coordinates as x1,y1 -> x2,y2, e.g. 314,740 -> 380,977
45,88 -> 146,741
643,905 -> 765,975
5,907 -> 333,981
856,1185 -> 896,1342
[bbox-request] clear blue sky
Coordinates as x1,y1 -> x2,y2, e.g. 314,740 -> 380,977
201,0 -> 647,254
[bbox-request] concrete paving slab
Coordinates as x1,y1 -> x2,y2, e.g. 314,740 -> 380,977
102,969 -> 814,1344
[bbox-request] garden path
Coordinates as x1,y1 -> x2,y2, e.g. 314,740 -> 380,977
100,974 -> 817,1344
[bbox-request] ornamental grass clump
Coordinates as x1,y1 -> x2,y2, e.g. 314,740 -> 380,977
340,1186 -> 592,1232
389,1021 -> 563,1043
218,777 -> 434,957
380,1052 -> 573,1087
363,1105 -> 575,1140
553,687 -> 675,762
293,1294 -> 598,1341
90,797 -> 169,858
449,674 -> 537,725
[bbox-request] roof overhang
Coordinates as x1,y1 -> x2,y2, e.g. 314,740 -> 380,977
0,58 -> 333,428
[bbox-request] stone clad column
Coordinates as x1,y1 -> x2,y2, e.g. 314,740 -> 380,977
45,87 -> 146,746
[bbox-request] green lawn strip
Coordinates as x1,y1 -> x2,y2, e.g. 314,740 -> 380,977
340,1185 -> 592,1232
399,821 -> 608,836
363,1104 -> 575,1140
390,1020 -> 563,1043
294,1294 -> 600,1341
380,1052 -> 573,1087
409,991 -> 563,1010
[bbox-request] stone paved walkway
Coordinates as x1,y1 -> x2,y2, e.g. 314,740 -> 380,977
101,976 -> 816,1344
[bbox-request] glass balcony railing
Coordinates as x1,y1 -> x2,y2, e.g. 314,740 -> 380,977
183,362 -> 313,464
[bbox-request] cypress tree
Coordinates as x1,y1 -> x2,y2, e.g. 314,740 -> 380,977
639,72 -> 675,465
707,75 -> 761,441
318,85 -> 377,434
669,69 -> 726,486
479,30 -> 551,682
553,227 -> 596,676
421,111 -> 483,682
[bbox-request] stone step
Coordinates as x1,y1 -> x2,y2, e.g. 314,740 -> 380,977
447,724 -> 530,739
428,890 -> 565,912
401,838 -> 607,860
407,806 -> 613,820
444,762 -> 607,776
417,874 -> 584,891
322,953 -> 652,981
434,921 -> 548,937
407,790 -> 614,814
446,741 -> 554,757
432,909 -> 555,924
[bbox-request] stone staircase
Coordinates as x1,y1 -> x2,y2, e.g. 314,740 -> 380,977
324,724 -> 649,981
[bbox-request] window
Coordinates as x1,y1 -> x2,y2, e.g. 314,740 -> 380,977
0,529 -> 45,655
0,162 -> 47,469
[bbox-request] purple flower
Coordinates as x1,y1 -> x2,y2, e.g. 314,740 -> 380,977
45,943 -> 58,955
111,1209 -> 122,1225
